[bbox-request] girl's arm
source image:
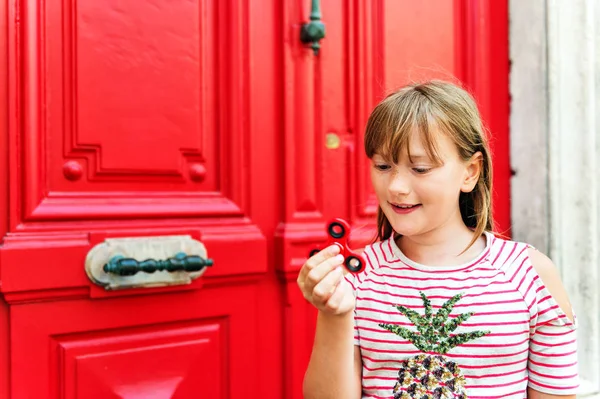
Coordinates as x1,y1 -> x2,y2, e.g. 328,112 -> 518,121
297,245 -> 363,398
527,248 -> 577,399
529,249 -> 574,322
303,311 -> 362,399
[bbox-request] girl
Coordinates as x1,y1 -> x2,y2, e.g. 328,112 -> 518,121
297,81 -> 577,399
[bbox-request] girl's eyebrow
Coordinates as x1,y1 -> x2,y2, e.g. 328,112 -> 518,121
409,154 -> 444,165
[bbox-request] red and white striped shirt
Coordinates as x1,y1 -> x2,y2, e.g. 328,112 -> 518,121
345,232 -> 578,398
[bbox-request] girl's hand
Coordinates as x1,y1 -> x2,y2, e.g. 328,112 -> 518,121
297,245 -> 356,315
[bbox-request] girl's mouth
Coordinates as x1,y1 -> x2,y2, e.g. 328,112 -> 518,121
390,203 -> 422,214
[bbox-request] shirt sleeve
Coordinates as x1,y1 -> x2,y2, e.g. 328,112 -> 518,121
343,244 -> 376,346
520,251 -> 578,394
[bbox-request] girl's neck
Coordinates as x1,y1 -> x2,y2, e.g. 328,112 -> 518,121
396,222 -> 486,267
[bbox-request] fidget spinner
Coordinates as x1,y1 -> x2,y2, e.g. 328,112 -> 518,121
309,218 -> 367,274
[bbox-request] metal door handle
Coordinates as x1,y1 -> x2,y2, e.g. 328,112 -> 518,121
85,235 -> 212,290
300,0 -> 326,55
104,252 -> 213,276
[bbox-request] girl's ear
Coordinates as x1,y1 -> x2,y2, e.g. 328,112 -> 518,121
461,152 -> 483,193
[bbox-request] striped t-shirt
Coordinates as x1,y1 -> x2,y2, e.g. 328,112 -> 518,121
345,231 -> 578,398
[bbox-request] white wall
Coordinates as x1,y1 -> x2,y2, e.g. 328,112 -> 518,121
510,0 -> 599,396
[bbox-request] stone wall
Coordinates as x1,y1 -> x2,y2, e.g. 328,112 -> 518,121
510,0 -> 599,395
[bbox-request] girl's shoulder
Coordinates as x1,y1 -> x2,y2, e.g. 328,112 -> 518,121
485,232 -> 534,272
487,233 -> 576,326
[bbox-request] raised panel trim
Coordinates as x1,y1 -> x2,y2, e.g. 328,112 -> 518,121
28,194 -> 243,220
281,0 -> 324,222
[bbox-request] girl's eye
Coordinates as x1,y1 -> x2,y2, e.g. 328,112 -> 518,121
412,167 -> 431,174
374,164 -> 391,171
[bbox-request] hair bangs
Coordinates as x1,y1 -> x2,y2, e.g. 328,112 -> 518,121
365,91 -> 443,166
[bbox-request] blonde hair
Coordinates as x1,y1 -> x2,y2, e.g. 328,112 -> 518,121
364,80 -> 493,251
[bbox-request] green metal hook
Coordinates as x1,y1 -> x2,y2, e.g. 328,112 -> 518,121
300,0 -> 326,55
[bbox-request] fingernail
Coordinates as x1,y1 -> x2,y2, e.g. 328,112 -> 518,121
330,244 -> 341,254
335,254 -> 344,263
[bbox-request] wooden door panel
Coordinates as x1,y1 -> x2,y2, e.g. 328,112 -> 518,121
57,324 -> 221,399
56,0 -> 214,178
11,285 -> 258,398
20,0 -> 249,220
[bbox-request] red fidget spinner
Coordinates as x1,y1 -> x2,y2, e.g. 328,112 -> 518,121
309,218 -> 367,274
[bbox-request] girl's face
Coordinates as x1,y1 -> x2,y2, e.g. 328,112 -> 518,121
370,129 -> 481,239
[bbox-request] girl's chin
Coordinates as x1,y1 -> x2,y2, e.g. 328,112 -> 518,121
388,222 -> 420,238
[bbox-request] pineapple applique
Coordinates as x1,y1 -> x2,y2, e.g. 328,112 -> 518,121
379,292 -> 490,399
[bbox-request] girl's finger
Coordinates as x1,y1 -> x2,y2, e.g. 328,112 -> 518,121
304,254 -> 344,292
324,277 -> 347,312
311,265 -> 344,304
298,244 -> 341,283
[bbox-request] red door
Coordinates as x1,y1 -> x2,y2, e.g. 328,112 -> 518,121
278,1 -> 509,397
0,1 -> 508,398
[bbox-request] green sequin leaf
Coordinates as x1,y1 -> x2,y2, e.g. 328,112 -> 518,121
442,311 -> 475,335
394,305 -> 428,335
379,323 -> 428,351
432,293 -> 463,328
420,291 -> 432,318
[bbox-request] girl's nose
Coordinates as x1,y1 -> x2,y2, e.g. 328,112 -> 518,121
388,172 -> 411,196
